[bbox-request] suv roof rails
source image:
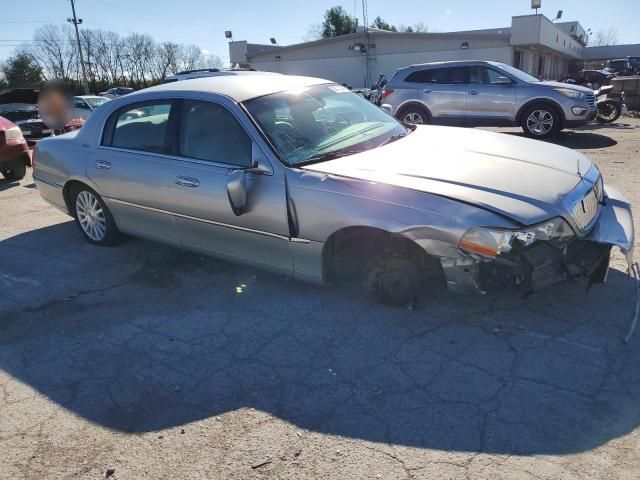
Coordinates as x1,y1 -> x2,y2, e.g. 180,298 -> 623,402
174,68 -> 221,75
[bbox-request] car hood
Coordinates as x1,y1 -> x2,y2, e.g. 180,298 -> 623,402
538,80 -> 594,93
302,126 -> 594,226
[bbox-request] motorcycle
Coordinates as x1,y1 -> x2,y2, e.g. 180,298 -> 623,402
594,85 -> 627,124
369,73 -> 388,106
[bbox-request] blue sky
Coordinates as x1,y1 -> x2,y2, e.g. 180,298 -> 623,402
1,0 -> 638,65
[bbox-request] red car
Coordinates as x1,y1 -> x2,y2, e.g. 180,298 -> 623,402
0,115 -> 30,180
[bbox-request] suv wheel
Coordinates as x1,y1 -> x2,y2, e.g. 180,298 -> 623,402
521,104 -> 560,139
397,105 -> 429,125
70,185 -> 122,246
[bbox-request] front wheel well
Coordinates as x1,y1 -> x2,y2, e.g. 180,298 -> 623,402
322,226 -> 443,285
516,100 -> 565,128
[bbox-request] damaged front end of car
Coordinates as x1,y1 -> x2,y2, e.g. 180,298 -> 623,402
442,171 -> 635,294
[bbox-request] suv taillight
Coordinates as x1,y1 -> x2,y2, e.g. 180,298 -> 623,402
381,88 -> 394,99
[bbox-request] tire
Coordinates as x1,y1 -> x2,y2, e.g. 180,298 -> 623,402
520,104 -> 561,139
397,105 -> 430,125
364,257 -> 421,307
596,101 -> 621,123
69,185 -> 122,246
1,160 -> 26,180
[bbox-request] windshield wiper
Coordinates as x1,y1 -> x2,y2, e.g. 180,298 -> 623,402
295,149 -> 363,166
377,133 -> 407,147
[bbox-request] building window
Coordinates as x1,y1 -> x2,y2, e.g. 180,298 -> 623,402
461,41 -> 469,49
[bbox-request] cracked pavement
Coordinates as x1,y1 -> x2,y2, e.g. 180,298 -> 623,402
1,120 -> 639,479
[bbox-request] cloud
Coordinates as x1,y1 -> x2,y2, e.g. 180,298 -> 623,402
444,9 -> 452,14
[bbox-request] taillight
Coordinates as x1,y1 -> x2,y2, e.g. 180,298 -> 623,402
5,126 -> 24,141
381,88 -> 394,99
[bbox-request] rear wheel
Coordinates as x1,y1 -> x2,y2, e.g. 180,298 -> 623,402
0,159 -> 26,180
397,105 -> 430,125
70,185 -> 122,246
521,104 -> 560,139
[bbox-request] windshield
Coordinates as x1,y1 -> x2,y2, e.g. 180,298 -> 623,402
85,97 -> 109,108
494,63 -> 540,83
243,84 -> 408,166
0,103 -> 36,113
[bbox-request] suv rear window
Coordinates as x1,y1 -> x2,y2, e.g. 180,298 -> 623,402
404,67 -> 466,84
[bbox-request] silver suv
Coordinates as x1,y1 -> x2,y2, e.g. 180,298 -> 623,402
381,61 -> 596,138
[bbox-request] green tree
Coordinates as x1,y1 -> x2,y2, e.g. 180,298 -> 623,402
1,52 -> 43,88
321,6 -> 356,38
371,16 -> 397,32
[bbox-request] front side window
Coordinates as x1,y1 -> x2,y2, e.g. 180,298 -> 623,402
179,100 -> 252,166
468,67 -> 505,84
109,102 -> 172,153
244,84 -> 408,166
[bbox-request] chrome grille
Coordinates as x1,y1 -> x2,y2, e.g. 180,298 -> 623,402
586,93 -> 596,107
571,185 -> 600,231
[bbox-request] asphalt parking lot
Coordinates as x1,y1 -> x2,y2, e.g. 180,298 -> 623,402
1,120 -> 639,479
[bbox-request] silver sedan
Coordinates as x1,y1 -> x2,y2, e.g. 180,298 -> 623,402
33,74 -> 634,305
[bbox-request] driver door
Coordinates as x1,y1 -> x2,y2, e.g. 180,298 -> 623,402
165,99 -> 293,275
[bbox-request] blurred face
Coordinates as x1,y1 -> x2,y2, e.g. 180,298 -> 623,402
38,82 -> 72,129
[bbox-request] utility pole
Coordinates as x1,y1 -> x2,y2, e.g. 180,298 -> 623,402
67,0 -> 89,93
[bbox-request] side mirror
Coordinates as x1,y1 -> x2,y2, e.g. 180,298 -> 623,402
226,169 -> 248,216
495,76 -> 512,85
226,145 -> 272,216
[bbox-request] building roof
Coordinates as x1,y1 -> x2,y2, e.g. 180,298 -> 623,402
583,44 -> 640,60
138,74 -> 332,102
243,28 -> 512,60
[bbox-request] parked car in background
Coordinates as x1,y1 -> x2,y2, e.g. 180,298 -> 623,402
162,68 -> 279,83
98,87 -> 134,99
381,60 -> 596,138
72,95 -> 110,119
564,69 -> 615,90
604,57 -> 640,76
32,75 -> 633,306
0,103 -> 53,143
0,116 -> 30,180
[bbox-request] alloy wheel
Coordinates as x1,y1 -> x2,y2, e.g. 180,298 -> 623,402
403,112 -> 424,124
75,191 -> 107,241
526,109 -> 554,136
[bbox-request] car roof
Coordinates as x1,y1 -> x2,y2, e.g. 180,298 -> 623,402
399,60 -> 501,71
136,74 -> 333,103
74,95 -> 106,99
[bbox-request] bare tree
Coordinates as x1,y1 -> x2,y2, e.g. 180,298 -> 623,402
11,23 -> 223,89
591,28 -> 619,46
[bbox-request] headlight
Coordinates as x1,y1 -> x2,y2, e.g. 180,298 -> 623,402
554,88 -> 585,99
5,126 -> 24,141
459,217 -> 575,258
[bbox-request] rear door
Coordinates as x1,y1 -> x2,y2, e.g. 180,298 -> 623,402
416,67 -> 467,122
465,66 -> 516,124
89,100 -> 179,243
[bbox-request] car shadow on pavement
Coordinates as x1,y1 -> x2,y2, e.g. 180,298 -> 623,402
0,178 -> 21,191
1,223 -> 639,456
505,130 -> 617,149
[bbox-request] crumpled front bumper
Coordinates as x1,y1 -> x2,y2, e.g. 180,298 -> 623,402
442,185 -> 635,294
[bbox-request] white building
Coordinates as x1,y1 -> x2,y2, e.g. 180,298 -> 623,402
230,14 -> 591,87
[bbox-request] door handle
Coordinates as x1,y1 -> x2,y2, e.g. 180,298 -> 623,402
468,90 -> 479,95
423,89 -> 432,93
175,176 -> 200,187
94,160 -> 111,169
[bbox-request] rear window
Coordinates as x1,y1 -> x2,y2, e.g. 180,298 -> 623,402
404,67 -> 466,84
